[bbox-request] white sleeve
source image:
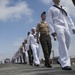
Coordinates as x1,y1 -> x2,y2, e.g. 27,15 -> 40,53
27,35 -> 31,50
48,9 -> 55,34
67,14 -> 75,29
64,7 -> 75,29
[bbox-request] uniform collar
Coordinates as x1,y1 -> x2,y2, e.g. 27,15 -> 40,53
41,21 -> 47,23
54,4 -> 62,8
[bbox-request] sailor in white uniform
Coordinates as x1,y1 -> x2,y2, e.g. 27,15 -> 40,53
27,27 -> 40,66
48,0 -> 75,70
24,39 -> 29,64
16,51 -> 20,63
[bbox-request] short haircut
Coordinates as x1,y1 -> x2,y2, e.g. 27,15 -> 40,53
41,11 -> 46,17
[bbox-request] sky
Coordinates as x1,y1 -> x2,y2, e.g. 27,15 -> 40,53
0,0 -> 75,61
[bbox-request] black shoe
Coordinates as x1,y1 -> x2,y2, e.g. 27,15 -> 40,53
24,62 -> 27,64
57,61 -> 61,66
62,66 -> 72,70
45,64 -> 52,68
29,63 -> 33,66
34,63 -> 40,67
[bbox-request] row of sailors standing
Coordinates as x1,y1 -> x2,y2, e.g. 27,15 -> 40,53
12,39 -> 29,64
12,27 -> 40,66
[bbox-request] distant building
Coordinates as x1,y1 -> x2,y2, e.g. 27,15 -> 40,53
0,61 -> 3,64
40,58 -> 45,64
70,56 -> 75,65
4,58 -> 11,63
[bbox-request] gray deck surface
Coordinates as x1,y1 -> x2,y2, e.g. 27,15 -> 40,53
0,64 -> 75,75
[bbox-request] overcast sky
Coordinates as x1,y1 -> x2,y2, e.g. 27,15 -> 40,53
0,0 -> 75,61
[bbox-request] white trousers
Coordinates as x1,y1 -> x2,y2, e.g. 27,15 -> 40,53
31,44 -> 40,65
25,51 -> 29,63
56,29 -> 71,67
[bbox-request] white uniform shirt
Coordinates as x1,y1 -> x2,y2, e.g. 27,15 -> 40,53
27,33 -> 38,50
25,44 -> 27,51
48,5 -> 75,34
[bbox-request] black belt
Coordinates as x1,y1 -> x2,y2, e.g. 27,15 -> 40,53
41,33 -> 49,36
